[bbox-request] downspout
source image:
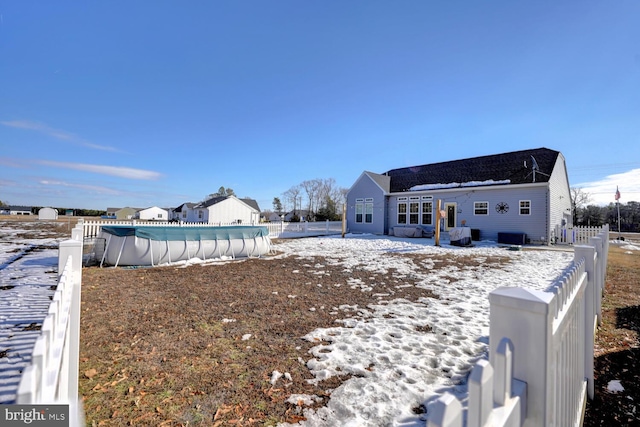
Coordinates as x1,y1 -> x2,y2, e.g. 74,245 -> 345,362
546,186 -> 552,245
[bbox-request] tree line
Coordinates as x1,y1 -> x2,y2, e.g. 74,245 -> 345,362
268,178 -> 348,222
572,188 -> 640,232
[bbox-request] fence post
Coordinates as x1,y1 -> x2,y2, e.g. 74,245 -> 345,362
71,225 -> 83,241
490,287 -> 553,427
589,237 -> 603,325
58,239 -> 83,402
575,245 -> 596,400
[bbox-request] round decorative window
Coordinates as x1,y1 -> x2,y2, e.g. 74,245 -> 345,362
495,202 -> 509,214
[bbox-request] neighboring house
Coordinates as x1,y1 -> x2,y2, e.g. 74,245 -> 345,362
0,206 -> 33,215
135,206 -> 169,221
283,210 -> 311,222
265,212 -> 283,222
104,207 -> 119,219
172,202 -> 198,222
38,207 -> 58,220
114,207 -> 139,220
346,147 -> 573,244
193,196 -> 261,224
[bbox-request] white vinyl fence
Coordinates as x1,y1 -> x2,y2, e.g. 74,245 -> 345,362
16,223 -> 85,426
428,225 -> 609,427
554,225 -> 606,245
81,218 -> 344,239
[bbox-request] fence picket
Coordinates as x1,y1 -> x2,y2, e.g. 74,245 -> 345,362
428,393 -> 463,427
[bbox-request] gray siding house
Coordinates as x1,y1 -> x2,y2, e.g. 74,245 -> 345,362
346,147 -> 573,244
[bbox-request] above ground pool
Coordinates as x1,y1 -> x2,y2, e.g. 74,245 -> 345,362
95,225 -> 271,267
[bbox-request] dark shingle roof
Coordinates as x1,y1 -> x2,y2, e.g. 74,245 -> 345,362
240,198 -> 260,212
174,202 -> 196,212
386,147 -> 560,193
195,196 -> 227,209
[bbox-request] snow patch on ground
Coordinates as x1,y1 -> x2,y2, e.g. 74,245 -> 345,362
608,380 -> 625,393
273,234 -> 576,426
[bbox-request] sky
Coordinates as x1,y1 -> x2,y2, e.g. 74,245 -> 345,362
1,1 -> 639,211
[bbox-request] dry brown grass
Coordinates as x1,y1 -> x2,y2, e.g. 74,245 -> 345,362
583,244 -> 640,426
79,253 -> 442,426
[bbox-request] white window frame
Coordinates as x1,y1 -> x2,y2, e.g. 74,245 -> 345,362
420,196 -> 433,225
364,198 -> 373,223
519,200 -> 531,215
355,198 -> 364,223
474,201 -> 489,215
397,197 -> 408,224
409,196 -> 420,225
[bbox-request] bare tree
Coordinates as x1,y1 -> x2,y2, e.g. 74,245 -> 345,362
283,185 -> 302,218
571,187 -> 592,225
301,179 -> 322,220
282,179 -> 348,221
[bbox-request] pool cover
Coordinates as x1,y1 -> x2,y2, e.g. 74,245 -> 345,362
100,225 -> 269,241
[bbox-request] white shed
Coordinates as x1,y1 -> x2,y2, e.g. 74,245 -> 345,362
38,207 -> 59,220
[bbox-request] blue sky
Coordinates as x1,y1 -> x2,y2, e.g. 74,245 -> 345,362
1,1 -> 639,211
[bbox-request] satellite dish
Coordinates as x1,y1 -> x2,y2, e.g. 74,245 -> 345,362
525,155 -> 549,182
531,155 -> 540,171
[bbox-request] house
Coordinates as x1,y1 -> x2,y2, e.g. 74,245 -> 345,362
103,207 -> 119,219
172,202 -> 198,222
346,147 -> 573,244
0,205 -> 33,215
265,212 -> 283,222
135,206 -> 169,221
192,196 -> 261,224
114,207 -> 139,220
38,207 -> 58,220
283,210 -> 312,222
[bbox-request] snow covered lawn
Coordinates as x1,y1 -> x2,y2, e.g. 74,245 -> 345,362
0,219 -> 72,404
270,235 -> 574,426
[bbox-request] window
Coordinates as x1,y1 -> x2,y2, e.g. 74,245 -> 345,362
355,198 -> 364,223
520,200 -> 531,215
474,202 -> 489,215
157,213 -> 163,219
397,197 -> 407,224
409,202 -> 419,224
421,200 -> 433,224
182,211 -> 187,218
365,201 -> 373,223
363,198 -> 373,223
198,210 -> 203,219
